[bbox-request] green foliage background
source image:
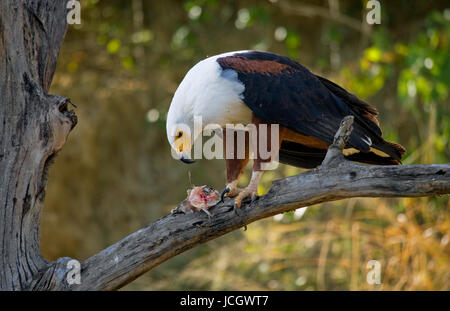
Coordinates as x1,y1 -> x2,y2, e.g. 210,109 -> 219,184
44,0 -> 449,290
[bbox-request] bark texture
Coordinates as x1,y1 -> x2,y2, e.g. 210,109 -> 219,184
0,0 -> 76,290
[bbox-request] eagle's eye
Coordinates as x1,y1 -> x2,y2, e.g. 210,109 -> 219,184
176,131 -> 183,139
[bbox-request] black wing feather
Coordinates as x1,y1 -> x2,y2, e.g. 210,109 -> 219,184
217,51 -> 403,158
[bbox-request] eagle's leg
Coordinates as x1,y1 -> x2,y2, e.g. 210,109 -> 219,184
233,116 -> 283,209
220,129 -> 249,202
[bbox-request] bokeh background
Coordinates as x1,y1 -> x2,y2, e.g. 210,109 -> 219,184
43,0 -> 449,290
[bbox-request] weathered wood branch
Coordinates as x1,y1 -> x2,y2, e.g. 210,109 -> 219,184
39,117 -> 449,291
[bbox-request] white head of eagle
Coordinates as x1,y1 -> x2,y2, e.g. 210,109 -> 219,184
166,51 -> 252,163
165,50 -> 405,208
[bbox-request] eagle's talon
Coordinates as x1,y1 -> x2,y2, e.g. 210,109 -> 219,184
234,200 -> 242,210
221,180 -> 244,199
220,187 -> 230,203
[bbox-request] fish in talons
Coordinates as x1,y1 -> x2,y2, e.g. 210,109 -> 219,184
172,185 -> 220,218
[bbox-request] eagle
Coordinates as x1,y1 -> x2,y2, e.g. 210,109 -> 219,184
166,50 -> 406,209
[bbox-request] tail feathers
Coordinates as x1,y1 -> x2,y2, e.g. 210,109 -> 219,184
279,141 -> 405,169
372,140 -> 407,161
316,74 -> 408,162
345,151 -> 401,165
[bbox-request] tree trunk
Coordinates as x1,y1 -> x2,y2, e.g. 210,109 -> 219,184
0,0 -> 75,290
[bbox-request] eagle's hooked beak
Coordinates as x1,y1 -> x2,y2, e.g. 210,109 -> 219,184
173,130 -> 195,164
180,156 -> 195,164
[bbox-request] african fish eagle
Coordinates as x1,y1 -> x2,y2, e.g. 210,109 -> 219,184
166,50 -> 406,209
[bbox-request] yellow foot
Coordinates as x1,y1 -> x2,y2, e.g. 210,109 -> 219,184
233,185 -> 258,209
233,171 -> 263,210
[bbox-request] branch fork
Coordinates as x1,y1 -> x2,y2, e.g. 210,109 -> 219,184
321,115 -> 354,168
